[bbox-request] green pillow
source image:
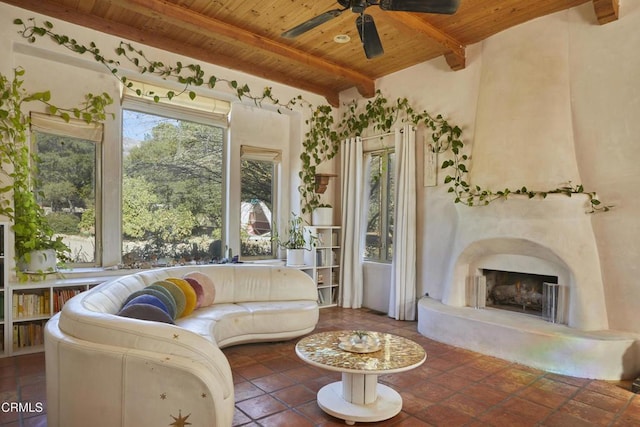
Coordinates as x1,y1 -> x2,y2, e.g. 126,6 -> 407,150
150,280 -> 186,320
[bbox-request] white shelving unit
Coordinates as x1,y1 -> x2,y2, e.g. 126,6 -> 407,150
3,277 -> 103,357
303,226 -> 341,308
0,222 -> 7,357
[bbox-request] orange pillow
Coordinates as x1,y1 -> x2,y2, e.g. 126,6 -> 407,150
165,277 -> 198,317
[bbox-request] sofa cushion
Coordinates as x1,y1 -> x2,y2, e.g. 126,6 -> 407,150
237,301 -> 319,336
177,301 -> 319,348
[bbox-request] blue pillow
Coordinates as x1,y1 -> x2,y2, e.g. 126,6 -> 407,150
117,303 -> 174,324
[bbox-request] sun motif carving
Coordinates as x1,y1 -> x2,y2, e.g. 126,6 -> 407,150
169,410 -> 192,427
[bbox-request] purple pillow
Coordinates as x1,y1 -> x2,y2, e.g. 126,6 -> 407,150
122,294 -> 170,317
117,303 -> 174,324
184,277 -> 204,308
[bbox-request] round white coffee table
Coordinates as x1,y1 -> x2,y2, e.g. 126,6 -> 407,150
295,330 -> 426,425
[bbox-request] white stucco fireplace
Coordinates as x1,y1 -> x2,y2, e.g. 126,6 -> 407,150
446,194 -> 608,330
413,14 -> 640,380
418,195 -> 640,379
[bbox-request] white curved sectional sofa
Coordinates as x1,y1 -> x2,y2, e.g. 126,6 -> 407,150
44,264 -> 319,427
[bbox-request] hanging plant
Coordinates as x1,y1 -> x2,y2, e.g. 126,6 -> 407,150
14,18 -> 612,215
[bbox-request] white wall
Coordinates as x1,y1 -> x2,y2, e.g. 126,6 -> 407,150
372,2 -> 640,333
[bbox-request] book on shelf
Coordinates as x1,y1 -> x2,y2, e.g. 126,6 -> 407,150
13,321 -> 45,350
12,291 -> 51,318
53,288 -> 82,313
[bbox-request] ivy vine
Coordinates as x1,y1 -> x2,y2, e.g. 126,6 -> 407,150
303,92 -> 611,214
15,18 -> 612,215
15,18 -> 303,110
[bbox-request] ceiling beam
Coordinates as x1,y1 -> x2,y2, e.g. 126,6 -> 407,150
110,0 -> 374,101
383,11 -> 466,71
1,0 -> 350,105
592,0 -> 619,24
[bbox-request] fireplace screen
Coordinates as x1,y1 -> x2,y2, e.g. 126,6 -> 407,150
483,269 -> 558,317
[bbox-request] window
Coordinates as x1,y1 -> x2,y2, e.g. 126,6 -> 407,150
121,109 -> 225,265
365,150 -> 395,262
239,146 -> 280,259
31,113 -> 103,265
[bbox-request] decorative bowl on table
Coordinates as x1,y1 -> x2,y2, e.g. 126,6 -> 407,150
338,331 -> 381,353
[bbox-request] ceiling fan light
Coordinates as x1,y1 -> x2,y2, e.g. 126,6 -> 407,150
334,34 -> 351,43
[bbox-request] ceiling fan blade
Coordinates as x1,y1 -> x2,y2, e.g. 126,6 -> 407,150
356,14 -> 384,59
379,0 -> 460,14
281,9 -> 345,38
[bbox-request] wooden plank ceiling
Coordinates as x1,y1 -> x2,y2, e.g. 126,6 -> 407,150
1,0 -> 619,106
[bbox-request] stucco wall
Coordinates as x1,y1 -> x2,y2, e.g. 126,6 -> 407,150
375,2 -> 640,333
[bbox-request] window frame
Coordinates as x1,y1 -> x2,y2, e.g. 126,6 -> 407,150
239,145 -> 281,260
30,113 -> 104,267
120,91 -> 230,266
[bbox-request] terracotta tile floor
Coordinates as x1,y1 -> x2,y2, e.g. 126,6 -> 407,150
2,307 -> 640,426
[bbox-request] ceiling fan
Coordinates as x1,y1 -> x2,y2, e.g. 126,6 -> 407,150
281,0 -> 461,59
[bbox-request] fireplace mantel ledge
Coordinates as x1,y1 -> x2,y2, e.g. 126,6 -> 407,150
417,297 -> 640,380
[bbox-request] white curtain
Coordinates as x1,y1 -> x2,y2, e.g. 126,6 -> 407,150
388,125 -> 417,320
340,137 -> 368,309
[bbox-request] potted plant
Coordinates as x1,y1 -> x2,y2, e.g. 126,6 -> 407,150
272,212 -> 316,266
310,173 -> 336,226
0,67 -> 112,276
12,168 -> 71,273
